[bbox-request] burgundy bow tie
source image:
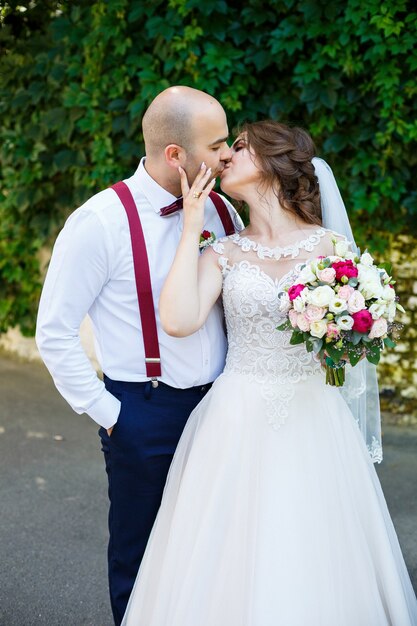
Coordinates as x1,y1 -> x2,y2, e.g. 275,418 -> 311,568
160,197 -> 183,217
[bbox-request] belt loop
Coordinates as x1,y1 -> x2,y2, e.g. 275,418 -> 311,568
144,381 -> 153,400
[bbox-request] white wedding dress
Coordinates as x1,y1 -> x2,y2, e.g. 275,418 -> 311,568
122,228 -> 417,626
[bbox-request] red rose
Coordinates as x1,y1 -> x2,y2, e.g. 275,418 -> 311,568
288,284 -> 305,301
332,260 -> 358,281
351,309 -> 373,333
201,230 -> 211,240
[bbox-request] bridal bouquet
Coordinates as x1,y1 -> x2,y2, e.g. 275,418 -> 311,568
277,239 -> 404,386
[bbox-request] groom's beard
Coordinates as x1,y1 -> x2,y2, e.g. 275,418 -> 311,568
184,160 -> 223,185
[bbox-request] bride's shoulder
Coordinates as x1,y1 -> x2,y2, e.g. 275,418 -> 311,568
211,233 -> 240,255
321,227 -> 348,241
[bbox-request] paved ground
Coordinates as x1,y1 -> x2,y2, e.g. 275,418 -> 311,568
0,355 -> 416,625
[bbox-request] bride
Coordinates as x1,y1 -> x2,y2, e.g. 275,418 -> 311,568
121,120 -> 417,625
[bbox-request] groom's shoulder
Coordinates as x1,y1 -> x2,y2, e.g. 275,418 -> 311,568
66,185 -> 126,232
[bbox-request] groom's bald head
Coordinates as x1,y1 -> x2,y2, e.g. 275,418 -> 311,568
141,86 -> 230,196
142,86 -> 225,156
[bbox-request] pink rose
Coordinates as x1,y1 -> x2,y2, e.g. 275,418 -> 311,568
347,291 -> 366,314
352,309 -> 373,333
289,309 -> 298,329
288,284 -> 305,301
296,313 -> 311,332
305,304 -> 326,322
317,267 -> 336,283
332,260 -> 358,281
338,285 -> 355,300
369,318 -> 388,339
326,322 -> 340,340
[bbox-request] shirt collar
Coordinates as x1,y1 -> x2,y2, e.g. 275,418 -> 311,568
132,158 -> 179,214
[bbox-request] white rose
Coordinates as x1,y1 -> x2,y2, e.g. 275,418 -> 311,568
329,297 -> 347,314
347,291 -> 366,314
358,274 -> 384,299
359,280 -> 383,300
336,314 -> 354,331
381,284 -> 395,302
360,252 -> 374,266
369,301 -> 387,320
334,239 -> 349,257
293,296 -> 306,313
368,318 -> 388,339
357,265 -> 375,282
310,319 -> 328,338
308,285 -> 335,308
298,264 -> 316,284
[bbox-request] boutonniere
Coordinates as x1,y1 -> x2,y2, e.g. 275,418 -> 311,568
199,230 -> 216,251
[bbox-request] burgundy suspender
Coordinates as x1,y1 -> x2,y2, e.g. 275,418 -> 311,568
111,181 -> 235,383
209,191 -> 235,236
111,182 -> 162,382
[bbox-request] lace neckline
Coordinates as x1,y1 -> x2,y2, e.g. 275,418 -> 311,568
228,227 -> 327,260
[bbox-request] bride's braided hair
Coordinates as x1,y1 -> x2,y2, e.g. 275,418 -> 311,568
242,120 -> 322,225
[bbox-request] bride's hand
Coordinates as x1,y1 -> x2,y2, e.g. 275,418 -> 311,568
178,163 -> 216,234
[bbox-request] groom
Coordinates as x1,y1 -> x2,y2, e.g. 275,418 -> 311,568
36,86 -> 242,625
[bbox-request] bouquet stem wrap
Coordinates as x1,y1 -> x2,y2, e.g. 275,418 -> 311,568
325,360 -> 346,386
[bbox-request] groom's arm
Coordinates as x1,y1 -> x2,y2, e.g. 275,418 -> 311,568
36,207 -> 121,429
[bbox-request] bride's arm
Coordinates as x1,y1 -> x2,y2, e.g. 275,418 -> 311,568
159,165 -> 223,337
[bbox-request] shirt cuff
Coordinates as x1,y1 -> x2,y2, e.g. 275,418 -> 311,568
87,390 -> 121,429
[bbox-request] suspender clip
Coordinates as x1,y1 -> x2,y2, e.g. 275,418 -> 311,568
151,378 -> 159,388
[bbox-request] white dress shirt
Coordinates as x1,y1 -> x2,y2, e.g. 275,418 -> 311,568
36,159 -> 243,429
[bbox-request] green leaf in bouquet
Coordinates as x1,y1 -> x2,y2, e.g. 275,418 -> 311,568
348,278 -> 358,287
276,321 -> 291,331
325,343 -> 344,363
366,345 -> 381,365
384,337 -> 397,348
347,346 -> 363,367
352,331 -> 363,345
306,339 -> 314,353
312,338 -> 323,354
289,330 -> 305,345
396,303 -> 405,313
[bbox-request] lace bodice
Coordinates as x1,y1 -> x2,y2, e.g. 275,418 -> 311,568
211,229 -> 335,428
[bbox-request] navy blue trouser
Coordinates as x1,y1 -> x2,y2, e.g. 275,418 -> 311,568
99,375 -> 211,626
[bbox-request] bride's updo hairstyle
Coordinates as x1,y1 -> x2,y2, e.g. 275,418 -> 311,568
242,120 -> 322,225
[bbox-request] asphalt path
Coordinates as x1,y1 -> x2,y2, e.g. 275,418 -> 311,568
0,355 -> 416,625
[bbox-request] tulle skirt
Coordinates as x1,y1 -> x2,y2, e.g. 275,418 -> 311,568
122,371 -> 417,626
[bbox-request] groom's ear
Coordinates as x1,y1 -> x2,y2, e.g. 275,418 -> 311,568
165,144 -> 186,168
